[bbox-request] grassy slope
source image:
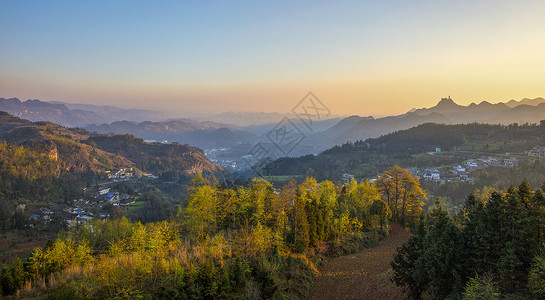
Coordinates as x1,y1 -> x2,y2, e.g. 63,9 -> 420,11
308,223 -> 410,300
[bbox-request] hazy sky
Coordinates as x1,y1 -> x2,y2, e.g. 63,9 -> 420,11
1,1 -> 544,116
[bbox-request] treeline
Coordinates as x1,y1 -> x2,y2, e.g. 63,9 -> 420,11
0,168 -> 426,298
182,175 -> 392,254
265,121 -> 545,180
392,180 -> 545,299
336,121 -> 545,155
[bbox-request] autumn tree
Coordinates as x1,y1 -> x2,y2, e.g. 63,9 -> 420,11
375,165 -> 426,227
370,199 -> 391,231
183,184 -> 218,239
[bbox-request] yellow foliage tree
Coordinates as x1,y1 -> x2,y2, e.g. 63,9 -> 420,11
375,165 -> 426,227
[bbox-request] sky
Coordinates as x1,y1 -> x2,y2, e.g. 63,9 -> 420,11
1,0 -> 544,117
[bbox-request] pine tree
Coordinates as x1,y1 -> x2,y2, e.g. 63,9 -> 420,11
391,215 -> 428,300
424,203 -> 463,298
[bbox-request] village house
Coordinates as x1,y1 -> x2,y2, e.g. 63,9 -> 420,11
466,161 -> 479,169
483,156 -> 501,166
504,157 -> 519,167
528,146 -> 545,158
342,173 -> 355,183
423,170 -> 440,181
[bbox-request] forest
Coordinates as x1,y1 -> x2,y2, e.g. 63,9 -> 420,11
1,156 -> 545,299
0,166 -> 426,298
2,114 -> 545,299
264,122 -> 545,181
392,180 -> 545,299
392,181 -> 545,299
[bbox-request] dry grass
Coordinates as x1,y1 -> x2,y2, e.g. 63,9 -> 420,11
308,223 -> 411,300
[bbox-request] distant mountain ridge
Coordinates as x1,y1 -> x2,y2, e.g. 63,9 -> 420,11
2,96 -> 544,158
50,101 -> 167,123
0,98 -> 167,127
86,120 -> 259,149
410,97 -> 545,123
302,97 -> 545,153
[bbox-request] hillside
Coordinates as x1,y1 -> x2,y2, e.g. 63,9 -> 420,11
0,111 -> 224,238
0,111 -> 223,176
85,134 -> 224,175
0,112 -> 135,173
263,122 -> 545,182
309,223 -> 410,300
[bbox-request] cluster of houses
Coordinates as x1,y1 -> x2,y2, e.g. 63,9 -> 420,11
29,203 -> 108,226
479,156 -> 520,168
528,146 -> 545,158
29,185 -> 139,226
106,168 -> 135,180
411,165 -> 473,184
422,168 -> 442,181
415,155 -> 521,184
106,168 -> 158,180
92,188 -> 136,207
207,148 -> 246,171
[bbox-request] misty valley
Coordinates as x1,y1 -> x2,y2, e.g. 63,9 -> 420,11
0,96 -> 544,299
2,2 -> 545,298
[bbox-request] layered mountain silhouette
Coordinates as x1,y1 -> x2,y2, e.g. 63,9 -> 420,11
86,120 -> 259,149
2,96 -> 544,157
301,97 -> 545,154
0,98 -> 166,127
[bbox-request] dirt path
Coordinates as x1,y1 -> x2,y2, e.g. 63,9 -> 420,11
308,223 -> 411,300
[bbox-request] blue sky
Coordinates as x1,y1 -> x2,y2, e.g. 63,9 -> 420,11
1,1 -> 544,116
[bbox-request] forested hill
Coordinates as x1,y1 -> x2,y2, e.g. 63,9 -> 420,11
325,122 -> 539,154
86,134 -> 224,175
0,111 -> 223,176
0,111 -> 134,174
263,121 -> 545,180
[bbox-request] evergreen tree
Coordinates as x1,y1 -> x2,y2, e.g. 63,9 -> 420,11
391,215 -> 428,299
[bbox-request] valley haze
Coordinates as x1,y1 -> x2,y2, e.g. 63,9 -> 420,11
1,1 -> 545,299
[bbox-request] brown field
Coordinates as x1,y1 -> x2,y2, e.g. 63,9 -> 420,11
308,223 -> 411,300
0,233 -> 53,265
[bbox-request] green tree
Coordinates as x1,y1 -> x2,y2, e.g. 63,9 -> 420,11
529,253 -> 545,296
292,189 -> 310,253
183,184 -> 218,239
462,273 -> 500,300
391,215 -> 428,300
424,203 -> 464,298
